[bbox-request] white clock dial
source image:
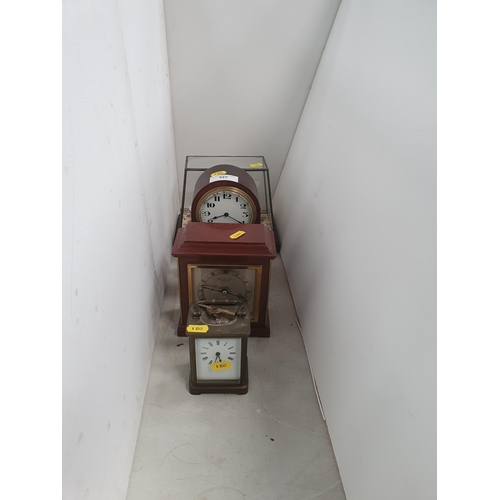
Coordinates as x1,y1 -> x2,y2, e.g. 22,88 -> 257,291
195,338 -> 242,381
198,190 -> 254,224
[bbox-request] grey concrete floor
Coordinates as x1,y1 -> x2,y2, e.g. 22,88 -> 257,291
126,255 -> 346,500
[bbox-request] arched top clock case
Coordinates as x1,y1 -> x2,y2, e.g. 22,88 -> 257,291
191,164 -> 261,224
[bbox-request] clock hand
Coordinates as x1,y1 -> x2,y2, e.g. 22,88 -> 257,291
224,214 -> 244,224
207,212 -> 244,224
201,285 -> 245,300
201,285 -> 224,293
207,214 -> 227,222
215,352 -> 222,363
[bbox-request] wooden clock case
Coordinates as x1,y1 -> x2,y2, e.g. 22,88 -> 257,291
172,222 -> 276,337
190,164 -> 261,224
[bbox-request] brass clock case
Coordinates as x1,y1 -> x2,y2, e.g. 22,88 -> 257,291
186,301 -> 251,395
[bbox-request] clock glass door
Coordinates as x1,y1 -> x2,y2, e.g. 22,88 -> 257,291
188,265 -> 261,321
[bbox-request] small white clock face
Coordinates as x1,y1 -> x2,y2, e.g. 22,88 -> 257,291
195,338 -> 241,381
198,189 -> 255,224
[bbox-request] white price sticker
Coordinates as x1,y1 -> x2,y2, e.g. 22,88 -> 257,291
209,174 -> 238,183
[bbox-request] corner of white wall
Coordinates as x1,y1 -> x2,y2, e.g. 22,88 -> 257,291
62,1 -> 178,498
163,0 -> 342,193
273,0 -> 436,498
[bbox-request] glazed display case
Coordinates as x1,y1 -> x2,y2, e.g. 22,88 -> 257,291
175,155 -> 280,251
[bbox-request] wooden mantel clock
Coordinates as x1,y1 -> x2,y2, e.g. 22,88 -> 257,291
190,164 -> 261,224
172,222 -> 276,337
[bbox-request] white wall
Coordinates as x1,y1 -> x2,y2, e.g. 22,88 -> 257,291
273,0 -> 436,499
163,0 -> 341,193
62,1 -> 178,498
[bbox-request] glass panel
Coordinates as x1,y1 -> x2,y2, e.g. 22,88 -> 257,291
178,156 -> 276,237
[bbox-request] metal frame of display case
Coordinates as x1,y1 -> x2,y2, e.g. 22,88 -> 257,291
174,155 -> 281,252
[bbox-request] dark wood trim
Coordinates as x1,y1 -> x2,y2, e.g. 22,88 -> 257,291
173,223 -> 276,338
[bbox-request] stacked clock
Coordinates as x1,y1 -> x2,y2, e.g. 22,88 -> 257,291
190,164 -> 261,224
185,301 -> 251,395
172,221 -> 276,338
172,164 -> 276,394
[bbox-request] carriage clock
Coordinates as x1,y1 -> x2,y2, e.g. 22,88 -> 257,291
172,222 -> 276,337
185,300 -> 251,395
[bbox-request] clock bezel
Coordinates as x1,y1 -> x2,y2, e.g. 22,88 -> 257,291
194,337 -> 243,382
193,185 -> 259,224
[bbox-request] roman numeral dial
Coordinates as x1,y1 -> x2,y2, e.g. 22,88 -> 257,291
194,338 -> 242,381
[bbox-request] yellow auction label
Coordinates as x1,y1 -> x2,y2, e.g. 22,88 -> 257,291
250,163 -> 263,168
211,360 -> 232,371
229,230 -> 246,239
210,170 -> 226,177
186,324 -> 209,333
